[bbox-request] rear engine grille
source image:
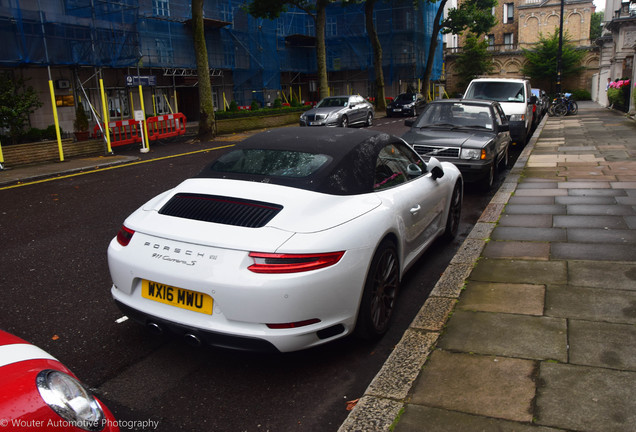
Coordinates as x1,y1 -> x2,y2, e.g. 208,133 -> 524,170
159,193 -> 283,228
414,145 -> 460,158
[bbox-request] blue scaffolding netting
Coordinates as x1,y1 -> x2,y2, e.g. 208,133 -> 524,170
0,0 -> 443,103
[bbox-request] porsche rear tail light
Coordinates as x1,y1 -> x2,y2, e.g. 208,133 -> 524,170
116,225 -> 135,246
248,251 -> 345,273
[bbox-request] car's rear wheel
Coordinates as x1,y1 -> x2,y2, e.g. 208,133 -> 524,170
443,182 -> 462,241
355,239 -> 399,340
340,116 -> 349,128
366,112 -> 373,126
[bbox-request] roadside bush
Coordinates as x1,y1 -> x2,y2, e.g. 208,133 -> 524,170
607,79 -> 631,112
250,100 -> 260,111
570,89 -> 591,100
228,100 -> 239,112
273,98 -> 282,108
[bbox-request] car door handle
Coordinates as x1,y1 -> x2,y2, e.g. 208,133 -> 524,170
410,205 -> 421,215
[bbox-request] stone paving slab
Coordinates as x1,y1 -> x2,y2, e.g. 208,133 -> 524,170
483,240 -> 550,260
536,363 -> 636,432
552,242 -> 636,261
490,226 -> 567,242
407,351 -> 536,422
395,406 -> 562,432
438,310 -> 567,361
545,284 -> 636,324
566,227 -> 636,243
568,261 -> 636,289
555,195 -> 622,204
456,281 -> 545,315
470,258 -> 567,285
553,215 -> 628,229
498,214 -> 554,227
504,204 -> 566,214
569,319 -> 636,371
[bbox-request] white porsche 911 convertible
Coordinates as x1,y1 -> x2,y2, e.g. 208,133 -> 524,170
108,127 -> 462,352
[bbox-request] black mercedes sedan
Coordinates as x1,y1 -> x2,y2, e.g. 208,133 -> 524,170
386,93 -> 426,117
401,99 -> 511,190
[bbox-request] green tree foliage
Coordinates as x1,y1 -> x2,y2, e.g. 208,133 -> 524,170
0,71 -> 43,144
454,34 -> 493,92
590,11 -> 603,41
192,0 -> 216,139
246,0 -> 330,100
422,0 -> 497,98
521,30 -> 585,93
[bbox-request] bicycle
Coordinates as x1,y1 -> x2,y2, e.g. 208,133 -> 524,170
548,93 -> 578,117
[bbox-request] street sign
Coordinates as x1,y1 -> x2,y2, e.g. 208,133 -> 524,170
126,75 -> 157,87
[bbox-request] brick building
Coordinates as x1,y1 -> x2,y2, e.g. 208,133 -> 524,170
445,0 -> 599,95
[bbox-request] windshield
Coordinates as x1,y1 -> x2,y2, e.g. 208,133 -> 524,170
465,82 -> 525,103
414,103 -> 493,130
316,97 -> 348,108
395,93 -> 416,103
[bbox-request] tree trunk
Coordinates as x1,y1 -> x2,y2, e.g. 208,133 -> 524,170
315,0 -> 329,100
422,0 -> 447,101
192,0 -> 216,139
365,0 -> 386,111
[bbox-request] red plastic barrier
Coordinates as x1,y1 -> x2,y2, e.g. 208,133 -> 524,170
147,113 -> 187,141
93,119 -> 141,147
93,113 -> 187,148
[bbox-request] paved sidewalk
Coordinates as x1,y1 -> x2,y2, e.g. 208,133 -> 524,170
340,102 -> 636,432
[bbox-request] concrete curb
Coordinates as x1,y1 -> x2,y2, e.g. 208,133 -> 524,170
338,116 -> 547,432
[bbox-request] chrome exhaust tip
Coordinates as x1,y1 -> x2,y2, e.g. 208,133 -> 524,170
184,333 -> 202,347
146,322 -> 163,335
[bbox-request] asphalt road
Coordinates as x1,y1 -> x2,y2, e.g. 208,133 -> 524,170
0,117 -> 526,431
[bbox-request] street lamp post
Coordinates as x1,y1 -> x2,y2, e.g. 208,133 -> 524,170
556,0 -> 565,94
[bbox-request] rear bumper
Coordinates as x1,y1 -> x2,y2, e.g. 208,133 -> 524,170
434,158 -> 493,183
508,121 -> 527,143
115,299 -> 280,352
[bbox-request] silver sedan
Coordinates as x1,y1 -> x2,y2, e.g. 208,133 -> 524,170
300,95 -> 374,127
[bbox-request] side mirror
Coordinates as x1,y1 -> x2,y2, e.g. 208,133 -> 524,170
405,119 -> 415,127
427,157 -> 445,180
406,163 -> 423,178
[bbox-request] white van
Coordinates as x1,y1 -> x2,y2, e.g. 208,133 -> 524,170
463,78 -> 536,145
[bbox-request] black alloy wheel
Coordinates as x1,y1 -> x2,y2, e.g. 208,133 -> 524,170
366,112 -> 373,126
355,239 -> 399,340
340,116 -> 349,128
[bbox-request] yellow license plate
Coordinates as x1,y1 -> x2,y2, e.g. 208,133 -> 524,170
141,280 -> 213,315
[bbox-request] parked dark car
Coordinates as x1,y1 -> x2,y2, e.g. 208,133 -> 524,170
299,95 -> 374,127
386,93 -> 426,117
401,99 -> 511,190
531,88 -> 548,126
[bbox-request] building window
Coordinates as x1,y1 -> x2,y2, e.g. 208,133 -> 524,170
153,0 -> 170,17
326,16 -> 337,37
486,34 -> 495,50
156,38 -> 173,63
503,3 -> 514,23
504,33 -> 514,49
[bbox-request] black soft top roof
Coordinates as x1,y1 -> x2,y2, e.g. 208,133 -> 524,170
197,127 -> 401,195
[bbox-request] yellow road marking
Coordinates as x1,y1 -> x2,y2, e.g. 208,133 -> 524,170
0,144 -> 235,191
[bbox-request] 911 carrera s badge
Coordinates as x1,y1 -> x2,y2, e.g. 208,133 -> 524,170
141,280 -> 213,314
